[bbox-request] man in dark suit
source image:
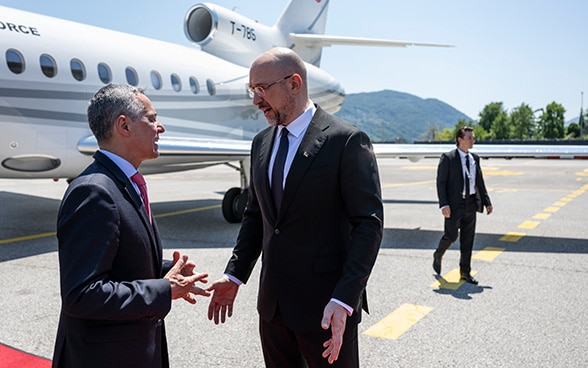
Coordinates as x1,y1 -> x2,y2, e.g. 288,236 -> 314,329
207,47 -> 383,367
433,126 -> 493,285
52,84 -> 210,368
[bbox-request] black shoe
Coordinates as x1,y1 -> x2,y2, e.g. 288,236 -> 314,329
432,255 -> 441,275
460,273 -> 478,285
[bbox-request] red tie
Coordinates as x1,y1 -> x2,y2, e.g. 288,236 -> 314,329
131,172 -> 151,223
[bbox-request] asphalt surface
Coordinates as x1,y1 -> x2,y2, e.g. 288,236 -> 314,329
1,157 -> 587,367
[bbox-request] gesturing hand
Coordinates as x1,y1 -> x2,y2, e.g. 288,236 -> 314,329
321,301 -> 348,364
207,277 -> 239,324
165,251 -> 210,304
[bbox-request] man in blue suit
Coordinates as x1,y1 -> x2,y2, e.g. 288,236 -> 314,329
207,48 -> 383,367
433,126 -> 493,285
52,84 -> 210,368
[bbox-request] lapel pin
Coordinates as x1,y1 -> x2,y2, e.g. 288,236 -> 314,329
303,151 -> 309,157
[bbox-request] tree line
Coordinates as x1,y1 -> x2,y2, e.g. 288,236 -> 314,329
431,101 -> 587,141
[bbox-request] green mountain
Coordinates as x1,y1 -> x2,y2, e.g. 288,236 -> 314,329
334,90 -> 472,143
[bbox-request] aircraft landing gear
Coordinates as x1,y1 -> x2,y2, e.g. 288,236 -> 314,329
222,187 -> 248,223
221,157 -> 250,223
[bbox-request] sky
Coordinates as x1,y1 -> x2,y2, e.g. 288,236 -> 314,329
2,0 -> 586,122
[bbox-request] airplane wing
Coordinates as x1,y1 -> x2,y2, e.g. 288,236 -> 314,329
289,34 -> 453,48
77,135 -> 252,174
374,143 -> 588,161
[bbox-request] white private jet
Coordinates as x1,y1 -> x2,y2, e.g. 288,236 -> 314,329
1,0 -> 587,222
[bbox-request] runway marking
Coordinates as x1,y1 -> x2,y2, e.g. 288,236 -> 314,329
154,204 -> 221,218
430,269 -> 478,290
518,221 -> 539,229
0,232 -> 55,245
543,206 -> 560,213
381,179 -> 434,188
472,247 -> 505,261
499,232 -> 525,242
533,213 -> 551,220
0,206 -> 221,245
363,303 -> 433,340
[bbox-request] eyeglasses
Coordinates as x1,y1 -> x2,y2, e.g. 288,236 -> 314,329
248,74 -> 294,98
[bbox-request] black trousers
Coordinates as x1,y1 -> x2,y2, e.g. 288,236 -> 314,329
259,306 -> 359,368
435,195 -> 477,275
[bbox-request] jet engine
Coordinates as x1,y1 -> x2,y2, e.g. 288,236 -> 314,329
185,3 -> 287,68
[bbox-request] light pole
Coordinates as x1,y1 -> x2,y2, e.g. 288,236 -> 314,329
580,91 -> 584,138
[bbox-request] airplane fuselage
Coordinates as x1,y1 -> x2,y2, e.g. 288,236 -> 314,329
0,5 -> 344,179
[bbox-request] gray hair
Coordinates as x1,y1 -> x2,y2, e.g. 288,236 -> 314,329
87,84 -> 145,143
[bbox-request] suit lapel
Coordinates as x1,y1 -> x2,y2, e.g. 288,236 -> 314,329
257,127 -> 280,220
279,111 -> 329,217
93,151 -> 162,270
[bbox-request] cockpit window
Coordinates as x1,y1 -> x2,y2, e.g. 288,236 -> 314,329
171,74 -> 181,92
40,54 -> 57,78
97,63 -> 111,84
125,67 -> 138,86
6,49 -> 25,74
151,71 -> 162,90
70,59 -> 86,81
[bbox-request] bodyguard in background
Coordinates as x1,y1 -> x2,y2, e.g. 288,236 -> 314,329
433,126 -> 493,285
52,84 -> 210,368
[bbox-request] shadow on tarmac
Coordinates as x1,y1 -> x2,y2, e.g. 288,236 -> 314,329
2,191 -> 587,265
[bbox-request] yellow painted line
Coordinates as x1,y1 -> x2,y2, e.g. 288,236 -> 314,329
0,205 -> 221,245
430,269 -> 478,290
401,165 -> 437,171
0,231 -> 56,245
472,247 -> 505,261
543,207 -> 560,213
500,232 -> 525,242
485,170 -> 523,176
154,204 -> 221,218
381,180 -> 435,188
552,201 -> 567,207
533,213 -> 551,220
363,303 -> 433,340
560,197 -> 573,202
518,221 -> 540,229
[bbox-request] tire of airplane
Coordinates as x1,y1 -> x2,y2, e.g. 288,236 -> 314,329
222,187 -> 247,223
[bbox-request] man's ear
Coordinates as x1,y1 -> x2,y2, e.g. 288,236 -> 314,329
290,73 -> 302,94
115,115 -> 131,136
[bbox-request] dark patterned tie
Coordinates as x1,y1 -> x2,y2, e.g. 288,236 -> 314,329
465,155 -> 470,197
271,128 -> 289,212
131,172 -> 152,223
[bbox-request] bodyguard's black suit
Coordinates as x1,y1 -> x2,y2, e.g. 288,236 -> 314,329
225,106 -> 383,364
52,151 -> 172,368
435,148 -> 491,275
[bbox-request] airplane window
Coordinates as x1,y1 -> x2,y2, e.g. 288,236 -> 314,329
40,54 -> 57,78
6,49 -> 25,74
97,63 -> 111,84
189,77 -> 200,94
70,59 -> 86,81
151,71 -> 162,90
206,79 -> 216,96
125,67 -> 138,86
171,74 -> 181,92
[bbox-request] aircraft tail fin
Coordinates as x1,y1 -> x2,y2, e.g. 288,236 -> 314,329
275,0 -> 330,66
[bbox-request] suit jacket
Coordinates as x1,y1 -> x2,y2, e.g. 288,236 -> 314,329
225,106 -> 383,332
52,151 -> 172,368
436,148 -> 492,213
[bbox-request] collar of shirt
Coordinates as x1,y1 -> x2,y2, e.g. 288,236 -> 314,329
99,149 -> 141,194
277,102 -> 316,140
269,103 -> 316,185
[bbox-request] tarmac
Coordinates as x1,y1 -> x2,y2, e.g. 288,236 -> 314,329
1,157 -> 587,367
